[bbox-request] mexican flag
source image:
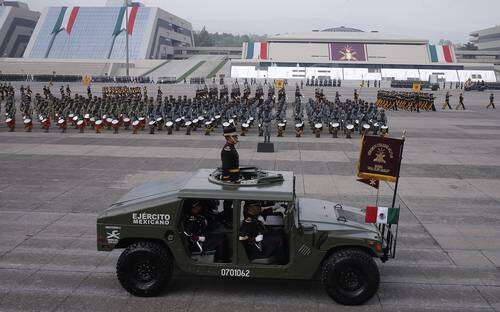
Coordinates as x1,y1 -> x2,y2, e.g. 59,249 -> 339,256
243,41 -> 268,60
365,206 -> 399,224
52,7 -> 80,34
113,6 -> 139,36
428,44 -> 454,63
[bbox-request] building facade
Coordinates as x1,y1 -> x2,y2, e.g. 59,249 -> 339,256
233,31 -> 496,82
470,25 -> 500,51
23,4 -> 193,60
242,32 -> 456,65
0,1 -> 40,57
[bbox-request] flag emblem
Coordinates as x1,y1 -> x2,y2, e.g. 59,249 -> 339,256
357,178 -> 379,189
340,45 -> 358,61
365,206 -> 399,224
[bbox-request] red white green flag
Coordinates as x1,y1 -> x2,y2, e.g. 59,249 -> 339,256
113,6 -> 139,36
52,7 -> 80,34
365,206 -> 399,224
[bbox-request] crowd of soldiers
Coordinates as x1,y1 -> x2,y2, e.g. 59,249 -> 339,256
0,82 -> 390,139
376,90 -> 437,112
300,88 -> 388,138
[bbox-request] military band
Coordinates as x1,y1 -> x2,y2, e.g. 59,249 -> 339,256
1,82 -> 392,139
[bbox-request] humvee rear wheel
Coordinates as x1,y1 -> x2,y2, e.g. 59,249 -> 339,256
321,248 -> 379,305
117,241 -> 173,297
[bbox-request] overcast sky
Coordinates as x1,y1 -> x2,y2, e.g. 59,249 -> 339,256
25,0 -> 500,44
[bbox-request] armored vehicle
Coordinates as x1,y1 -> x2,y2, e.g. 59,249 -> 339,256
97,167 -> 397,305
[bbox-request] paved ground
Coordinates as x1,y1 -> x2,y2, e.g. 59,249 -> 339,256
0,83 -> 500,311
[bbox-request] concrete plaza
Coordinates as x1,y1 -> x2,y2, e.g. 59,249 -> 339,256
0,83 -> 499,311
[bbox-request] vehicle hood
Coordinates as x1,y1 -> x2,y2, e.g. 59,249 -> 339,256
98,173 -> 193,219
298,197 -> 378,234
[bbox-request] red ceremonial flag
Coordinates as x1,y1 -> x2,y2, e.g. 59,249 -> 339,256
357,178 -> 379,189
365,206 -> 378,223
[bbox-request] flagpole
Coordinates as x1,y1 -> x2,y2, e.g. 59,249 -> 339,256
124,0 -> 130,78
390,129 -> 406,208
387,129 -> 406,259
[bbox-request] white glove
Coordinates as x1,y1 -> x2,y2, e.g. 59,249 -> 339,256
258,216 -> 265,223
198,236 -> 206,242
255,234 -> 264,242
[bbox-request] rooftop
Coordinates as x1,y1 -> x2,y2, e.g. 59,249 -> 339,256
322,26 -> 364,33
178,169 -> 295,201
268,32 -> 428,45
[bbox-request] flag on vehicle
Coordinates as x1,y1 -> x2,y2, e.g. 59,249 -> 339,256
357,178 -> 379,189
365,206 -> 399,224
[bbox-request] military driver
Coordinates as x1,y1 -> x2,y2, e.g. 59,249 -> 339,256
239,201 -> 286,264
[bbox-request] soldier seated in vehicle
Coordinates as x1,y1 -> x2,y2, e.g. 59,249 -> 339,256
239,201 -> 287,264
257,201 -> 286,227
183,200 -> 230,262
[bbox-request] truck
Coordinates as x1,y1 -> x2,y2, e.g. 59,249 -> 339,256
97,167 -> 397,305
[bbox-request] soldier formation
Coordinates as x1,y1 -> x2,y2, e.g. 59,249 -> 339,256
300,88 -> 389,138
376,90 -> 436,112
0,82 -> 390,139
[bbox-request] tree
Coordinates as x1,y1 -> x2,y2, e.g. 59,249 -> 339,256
193,27 -> 267,47
193,26 -> 215,47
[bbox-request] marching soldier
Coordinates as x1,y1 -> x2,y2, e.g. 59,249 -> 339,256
221,124 -> 240,182
487,93 -> 495,109
442,92 -> 452,110
456,93 -> 466,110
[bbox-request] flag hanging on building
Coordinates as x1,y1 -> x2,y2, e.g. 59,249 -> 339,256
243,41 -> 268,60
113,6 -> 139,36
365,206 -> 399,224
357,178 -> 379,189
428,45 -> 454,63
357,135 -> 404,182
52,7 -> 80,34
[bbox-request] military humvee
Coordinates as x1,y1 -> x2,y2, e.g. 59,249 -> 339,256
97,167 -> 397,305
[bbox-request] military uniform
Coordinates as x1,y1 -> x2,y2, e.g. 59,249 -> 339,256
183,204 -> 228,261
221,124 -> 239,181
456,93 -> 465,110
239,205 -> 286,264
443,92 -> 452,109
487,93 -> 495,109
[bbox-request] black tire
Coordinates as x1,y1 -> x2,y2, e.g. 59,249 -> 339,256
321,248 -> 380,306
116,241 -> 173,297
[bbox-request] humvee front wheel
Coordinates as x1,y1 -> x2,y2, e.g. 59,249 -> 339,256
321,248 -> 380,305
117,241 -> 173,297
